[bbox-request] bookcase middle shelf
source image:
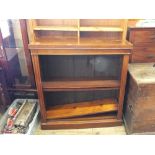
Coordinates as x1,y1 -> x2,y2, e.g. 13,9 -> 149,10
42,79 -> 120,91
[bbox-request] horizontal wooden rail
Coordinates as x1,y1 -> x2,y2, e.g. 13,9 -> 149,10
42,80 -> 120,91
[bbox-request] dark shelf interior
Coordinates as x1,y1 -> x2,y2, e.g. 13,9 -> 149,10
39,55 -> 122,81
44,89 -> 119,109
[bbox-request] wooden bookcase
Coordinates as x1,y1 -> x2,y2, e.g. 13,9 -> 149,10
27,19 -> 132,129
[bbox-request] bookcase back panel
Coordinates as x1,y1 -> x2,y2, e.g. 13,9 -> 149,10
80,19 -> 122,27
80,32 -> 122,40
36,31 -> 77,38
28,19 -> 128,43
36,19 -> 78,26
39,55 -> 122,81
44,90 -> 119,108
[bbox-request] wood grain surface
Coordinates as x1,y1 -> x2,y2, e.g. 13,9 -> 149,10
46,98 -> 118,119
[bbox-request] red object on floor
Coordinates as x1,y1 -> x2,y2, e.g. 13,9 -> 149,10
7,118 -> 14,128
8,108 -> 17,117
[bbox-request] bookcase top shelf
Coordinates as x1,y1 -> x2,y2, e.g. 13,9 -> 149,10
27,19 -> 132,51
33,26 -> 123,32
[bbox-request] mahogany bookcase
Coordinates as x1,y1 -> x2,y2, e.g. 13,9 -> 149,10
27,19 -> 132,129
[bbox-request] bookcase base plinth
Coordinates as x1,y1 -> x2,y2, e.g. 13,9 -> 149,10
41,116 -> 122,130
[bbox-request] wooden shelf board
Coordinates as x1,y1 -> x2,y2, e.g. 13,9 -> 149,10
42,80 -> 120,91
33,26 -> 123,32
80,27 -> 123,32
31,49 -> 131,55
42,114 -> 122,129
46,98 -> 118,119
44,88 -> 119,92
34,26 -> 78,31
29,38 -> 133,50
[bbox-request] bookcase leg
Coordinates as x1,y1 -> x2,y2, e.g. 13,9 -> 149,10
31,54 -> 46,122
117,55 -> 129,119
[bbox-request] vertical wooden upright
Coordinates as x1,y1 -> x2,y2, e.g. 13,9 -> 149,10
27,20 -> 36,42
77,19 -> 80,44
122,19 -> 128,43
31,53 -> 46,122
117,55 -> 129,119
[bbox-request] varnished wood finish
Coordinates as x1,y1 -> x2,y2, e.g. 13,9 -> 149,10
117,55 -> 129,119
129,28 -> 155,45
42,80 -> 120,90
128,27 -> 155,62
44,88 -> 119,92
46,98 -> 118,119
29,39 -> 132,50
42,115 -> 122,130
80,27 -> 123,32
132,46 -> 155,62
28,19 -> 128,44
127,19 -> 140,27
122,19 -> 128,43
31,49 -> 131,56
27,20 -> 36,42
28,19 -> 132,129
31,55 -> 46,122
34,26 -> 78,31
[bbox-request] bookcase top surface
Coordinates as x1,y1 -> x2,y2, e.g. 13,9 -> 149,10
29,39 -> 132,50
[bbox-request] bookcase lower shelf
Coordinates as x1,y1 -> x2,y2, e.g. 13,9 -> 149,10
46,98 -> 118,119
